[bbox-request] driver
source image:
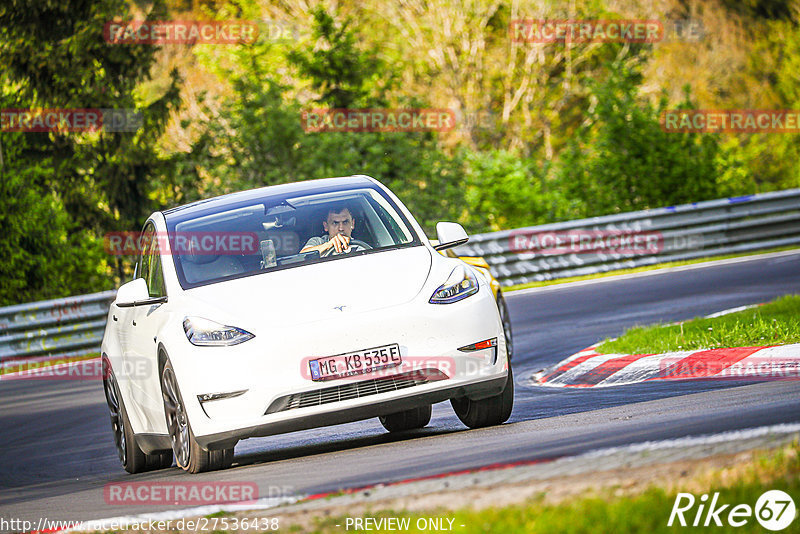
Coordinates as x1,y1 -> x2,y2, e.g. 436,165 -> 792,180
300,206 -> 367,257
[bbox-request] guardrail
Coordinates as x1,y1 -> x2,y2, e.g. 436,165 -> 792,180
1,188 -> 798,368
454,188 -> 800,287
0,291 -> 115,368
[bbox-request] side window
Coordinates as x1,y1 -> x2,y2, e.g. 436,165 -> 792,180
147,240 -> 166,298
137,224 -> 155,284
137,223 -> 166,298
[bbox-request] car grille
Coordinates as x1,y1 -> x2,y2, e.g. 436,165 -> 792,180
264,369 -> 448,414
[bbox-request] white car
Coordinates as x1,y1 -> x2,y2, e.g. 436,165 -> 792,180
101,175 -> 513,473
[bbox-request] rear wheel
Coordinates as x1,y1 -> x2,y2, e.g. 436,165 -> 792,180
161,359 -> 233,473
379,405 -> 432,432
451,366 -> 514,429
103,361 -> 172,473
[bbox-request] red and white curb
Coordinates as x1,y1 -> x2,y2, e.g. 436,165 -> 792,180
534,343 -> 800,388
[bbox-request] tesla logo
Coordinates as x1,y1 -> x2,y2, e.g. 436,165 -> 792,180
333,305 -> 347,312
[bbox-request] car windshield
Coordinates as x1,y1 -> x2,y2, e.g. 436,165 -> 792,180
168,186 -> 420,288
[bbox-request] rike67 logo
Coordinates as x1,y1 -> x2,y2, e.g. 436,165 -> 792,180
669,490 -> 796,530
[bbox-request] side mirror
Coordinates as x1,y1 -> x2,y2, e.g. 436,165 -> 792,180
115,278 -> 166,308
434,222 -> 469,251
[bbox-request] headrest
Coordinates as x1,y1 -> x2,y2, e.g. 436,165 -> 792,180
180,238 -> 219,265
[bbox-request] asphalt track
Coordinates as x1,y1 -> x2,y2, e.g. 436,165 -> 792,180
1,251 -> 799,526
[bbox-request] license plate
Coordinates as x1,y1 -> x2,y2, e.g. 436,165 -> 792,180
309,343 -> 402,381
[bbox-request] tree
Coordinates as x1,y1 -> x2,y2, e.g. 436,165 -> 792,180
557,59 -> 720,217
461,149 -> 569,232
175,4 -> 465,234
287,7 -> 388,108
0,127 -> 107,304
0,0 -> 182,293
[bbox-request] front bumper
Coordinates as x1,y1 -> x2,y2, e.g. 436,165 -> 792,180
160,282 -> 507,449
195,371 -> 508,449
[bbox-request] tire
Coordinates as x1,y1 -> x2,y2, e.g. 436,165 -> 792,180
496,291 -> 513,361
103,361 -> 173,474
161,359 -> 234,473
451,366 -> 514,429
379,405 -> 432,432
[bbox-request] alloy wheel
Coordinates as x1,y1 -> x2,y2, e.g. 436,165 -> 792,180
104,371 -> 127,466
161,366 -> 190,468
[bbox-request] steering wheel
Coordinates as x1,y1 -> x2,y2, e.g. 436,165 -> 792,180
347,239 -> 372,251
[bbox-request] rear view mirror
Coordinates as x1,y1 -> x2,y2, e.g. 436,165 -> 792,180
434,222 -> 469,251
116,278 -> 166,308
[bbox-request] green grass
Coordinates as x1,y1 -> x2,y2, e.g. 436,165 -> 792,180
302,442 -> 800,533
504,246 -> 800,292
598,295 -> 800,355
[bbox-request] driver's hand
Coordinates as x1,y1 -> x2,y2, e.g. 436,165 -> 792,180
329,234 -> 351,253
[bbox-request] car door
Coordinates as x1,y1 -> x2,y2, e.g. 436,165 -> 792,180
126,222 -> 170,432
108,224 -> 155,408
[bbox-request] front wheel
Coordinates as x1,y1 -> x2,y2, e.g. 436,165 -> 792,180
379,405 -> 432,432
451,366 -> 514,429
161,359 -> 233,473
103,361 -> 172,473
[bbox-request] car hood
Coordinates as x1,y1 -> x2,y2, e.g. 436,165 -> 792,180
181,246 -> 433,328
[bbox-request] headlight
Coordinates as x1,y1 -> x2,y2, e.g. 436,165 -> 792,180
183,316 -> 255,346
429,265 -> 479,304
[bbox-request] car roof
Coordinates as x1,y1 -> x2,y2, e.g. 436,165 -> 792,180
161,175 -> 376,221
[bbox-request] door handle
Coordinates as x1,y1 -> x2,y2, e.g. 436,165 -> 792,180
132,320 -> 137,326
112,315 -> 118,321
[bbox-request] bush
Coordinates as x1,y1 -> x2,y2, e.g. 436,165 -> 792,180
557,61 -> 721,217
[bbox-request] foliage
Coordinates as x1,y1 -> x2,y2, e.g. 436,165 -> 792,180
2,0 -> 800,303
286,7 -> 389,108
0,0 -> 181,294
0,0 -> 179,228
461,150 -> 569,232
557,60 -> 722,217
173,5 -> 465,235
0,131 -> 107,304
